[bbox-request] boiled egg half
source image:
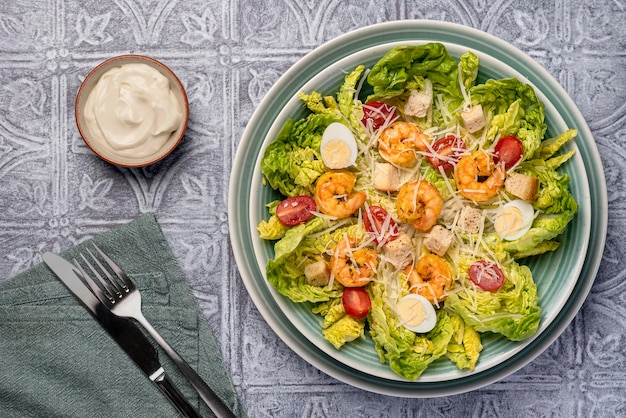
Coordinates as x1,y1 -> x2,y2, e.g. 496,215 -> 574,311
396,294 -> 437,334
494,199 -> 535,241
320,122 -> 358,169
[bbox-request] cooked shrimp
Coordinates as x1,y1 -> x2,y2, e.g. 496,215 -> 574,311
378,121 -> 430,167
330,236 -> 378,287
314,170 -> 366,218
396,180 -> 443,231
405,254 -> 453,303
455,150 -> 506,202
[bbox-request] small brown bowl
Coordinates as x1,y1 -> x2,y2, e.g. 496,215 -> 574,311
75,55 -> 189,168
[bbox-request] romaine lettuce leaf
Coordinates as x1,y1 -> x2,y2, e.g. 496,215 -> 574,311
539,129 -> 577,160
266,217 -> 343,303
322,315 -> 366,349
470,78 -> 546,159
313,298 -> 366,349
445,312 -> 483,371
368,281 -> 454,380
257,200 -> 288,240
521,163 -> 577,216
301,65 -> 366,136
501,213 -> 574,258
445,260 -> 541,341
266,219 -> 366,303
498,128 -> 577,258
422,166 -> 454,200
261,114 -> 337,197
299,91 -> 340,115
366,43 -> 462,110
337,65 -> 365,127
257,214 -> 287,241
508,240 -> 560,259
459,51 -> 480,92
388,310 -> 455,381
312,298 -> 345,327
261,65 -> 369,198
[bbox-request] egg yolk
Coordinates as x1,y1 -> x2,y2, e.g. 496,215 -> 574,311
322,138 -> 352,168
397,297 -> 426,327
494,206 -> 525,237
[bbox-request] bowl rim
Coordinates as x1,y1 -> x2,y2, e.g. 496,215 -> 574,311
75,54 -> 189,168
229,19 -> 608,396
251,39 -> 591,380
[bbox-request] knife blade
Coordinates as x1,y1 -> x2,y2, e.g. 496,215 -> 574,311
42,252 -> 201,418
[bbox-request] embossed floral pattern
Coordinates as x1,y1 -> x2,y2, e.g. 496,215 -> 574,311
0,0 -> 623,416
75,9 -> 113,46
181,7 -> 218,46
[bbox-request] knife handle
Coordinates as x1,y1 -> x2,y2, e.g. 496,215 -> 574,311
153,369 -> 201,418
137,315 -> 236,417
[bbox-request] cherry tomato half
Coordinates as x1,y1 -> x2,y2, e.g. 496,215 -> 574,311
469,260 -> 505,291
342,287 -> 372,318
276,195 -> 316,226
361,101 -> 398,130
363,205 -> 399,245
494,136 -> 523,169
427,135 -> 467,171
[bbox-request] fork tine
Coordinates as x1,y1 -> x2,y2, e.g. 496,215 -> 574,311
74,257 -> 116,303
93,243 -> 134,290
85,248 -> 127,295
80,250 -> 123,300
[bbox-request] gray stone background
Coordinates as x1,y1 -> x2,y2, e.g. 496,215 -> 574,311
0,0 -> 624,416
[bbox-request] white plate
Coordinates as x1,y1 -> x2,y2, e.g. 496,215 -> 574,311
229,20 -> 607,396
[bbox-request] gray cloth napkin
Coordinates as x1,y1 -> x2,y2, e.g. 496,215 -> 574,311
0,213 -> 246,418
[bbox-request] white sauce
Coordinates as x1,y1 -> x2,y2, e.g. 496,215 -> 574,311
83,63 -> 183,160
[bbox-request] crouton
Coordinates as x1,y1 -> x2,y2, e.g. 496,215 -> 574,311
383,232 -> 413,269
505,171 -> 539,202
460,104 -> 486,133
373,162 -> 400,192
304,260 -> 330,287
423,225 -> 453,256
404,89 -> 432,118
458,205 -> 483,234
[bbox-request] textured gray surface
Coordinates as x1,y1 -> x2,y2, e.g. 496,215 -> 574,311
0,1 -> 623,417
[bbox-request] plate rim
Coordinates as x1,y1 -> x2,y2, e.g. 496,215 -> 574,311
228,19 -> 608,397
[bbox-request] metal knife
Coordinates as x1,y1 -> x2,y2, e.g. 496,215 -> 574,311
42,252 -> 201,418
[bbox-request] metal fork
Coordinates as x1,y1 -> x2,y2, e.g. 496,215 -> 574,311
75,244 -> 236,418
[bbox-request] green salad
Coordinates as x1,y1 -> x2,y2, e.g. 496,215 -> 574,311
257,43 -> 577,380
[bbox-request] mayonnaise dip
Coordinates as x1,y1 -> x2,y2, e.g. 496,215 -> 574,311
83,63 -> 183,160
